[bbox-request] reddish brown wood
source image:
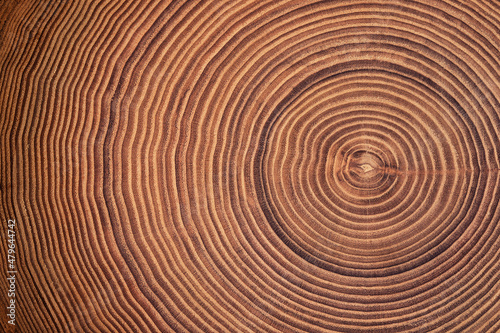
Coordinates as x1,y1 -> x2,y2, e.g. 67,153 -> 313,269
1,0 -> 500,332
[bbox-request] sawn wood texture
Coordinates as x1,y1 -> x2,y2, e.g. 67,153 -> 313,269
1,0 -> 500,332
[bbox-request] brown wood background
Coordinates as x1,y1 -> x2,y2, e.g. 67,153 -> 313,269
1,0 -> 500,332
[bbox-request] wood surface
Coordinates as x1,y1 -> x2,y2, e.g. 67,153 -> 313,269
1,0 -> 500,332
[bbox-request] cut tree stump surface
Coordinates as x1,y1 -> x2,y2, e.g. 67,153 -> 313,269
1,0 -> 500,332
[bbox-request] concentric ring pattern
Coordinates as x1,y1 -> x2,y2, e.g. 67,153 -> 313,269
1,0 -> 500,332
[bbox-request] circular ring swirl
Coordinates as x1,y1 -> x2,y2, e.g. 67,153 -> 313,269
3,0 -> 500,332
